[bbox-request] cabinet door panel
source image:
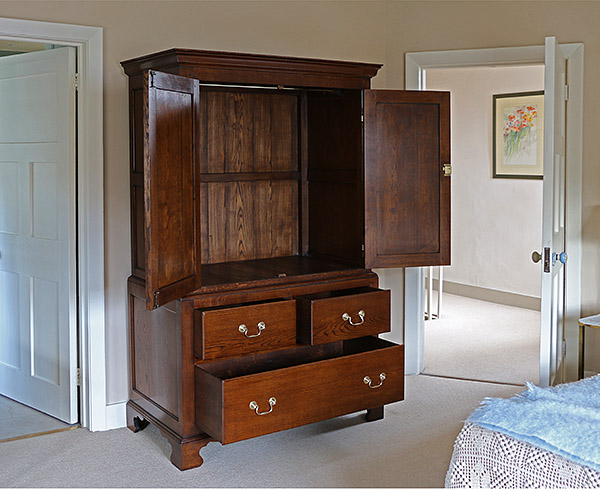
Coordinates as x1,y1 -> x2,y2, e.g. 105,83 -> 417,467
144,70 -> 201,309
364,90 -> 450,268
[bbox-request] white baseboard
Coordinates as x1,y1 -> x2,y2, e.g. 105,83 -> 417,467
104,401 -> 127,430
431,279 -> 541,310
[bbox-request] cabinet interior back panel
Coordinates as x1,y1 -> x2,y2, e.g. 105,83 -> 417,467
199,89 -> 298,173
200,180 -> 299,264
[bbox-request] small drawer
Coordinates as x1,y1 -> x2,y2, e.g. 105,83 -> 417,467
194,299 -> 297,360
296,287 -> 390,345
195,337 -> 404,444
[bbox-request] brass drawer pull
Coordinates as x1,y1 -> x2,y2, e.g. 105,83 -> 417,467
342,310 -> 365,326
249,397 -> 276,415
239,321 -> 266,338
363,372 -> 386,389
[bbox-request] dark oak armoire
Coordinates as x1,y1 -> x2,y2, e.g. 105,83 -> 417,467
120,49 -> 450,470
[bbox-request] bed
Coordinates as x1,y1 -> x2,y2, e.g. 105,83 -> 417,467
445,376 -> 600,488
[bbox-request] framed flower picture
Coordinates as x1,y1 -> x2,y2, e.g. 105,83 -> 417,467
493,91 -> 544,179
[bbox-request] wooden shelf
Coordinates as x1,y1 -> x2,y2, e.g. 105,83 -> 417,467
196,255 -> 365,291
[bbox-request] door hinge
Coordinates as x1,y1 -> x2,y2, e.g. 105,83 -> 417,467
564,84 -> 570,102
562,339 -> 567,358
153,291 -> 160,309
76,367 -> 81,386
543,247 -> 551,273
360,114 -> 364,123
443,164 -> 452,177
361,244 -> 365,257
149,71 -> 155,88
73,73 -> 79,91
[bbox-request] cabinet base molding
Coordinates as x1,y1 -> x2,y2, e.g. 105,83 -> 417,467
126,401 -> 213,471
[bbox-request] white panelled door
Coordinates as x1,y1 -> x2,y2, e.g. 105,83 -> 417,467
0,47 -> 78,423
539,37 -> 567,387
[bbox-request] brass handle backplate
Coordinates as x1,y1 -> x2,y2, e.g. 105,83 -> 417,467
364,373 -> 386,389
239,321 -> 266,338
342,310 -> 365,326
249,397 -> 276,415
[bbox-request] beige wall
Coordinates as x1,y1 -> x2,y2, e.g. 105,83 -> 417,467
1,0 -> 599,403
427,65 -> 544,298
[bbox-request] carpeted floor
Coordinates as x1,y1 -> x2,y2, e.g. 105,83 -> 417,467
0,375 -> 522,488
423,293 -> 540,385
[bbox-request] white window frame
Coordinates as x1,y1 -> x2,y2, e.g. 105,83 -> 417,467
0,17 -> 108,430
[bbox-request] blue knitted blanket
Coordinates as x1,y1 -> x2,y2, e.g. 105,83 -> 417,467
467,375 -> 600,472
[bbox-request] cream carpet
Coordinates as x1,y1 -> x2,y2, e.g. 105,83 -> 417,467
0,375 -> 521,488
423,293 -> 540,385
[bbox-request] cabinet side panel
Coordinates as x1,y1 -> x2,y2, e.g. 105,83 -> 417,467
195,367 -> 223,441
133,87 -> 145,175
309,180 -> 362,263
306,91 -> 363,265
131,295 -> 180,421
132,186 -> 145,275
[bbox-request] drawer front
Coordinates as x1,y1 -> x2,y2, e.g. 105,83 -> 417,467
195,300 -> 297,360
298,288 -> 390,345
196,339 -> 404,444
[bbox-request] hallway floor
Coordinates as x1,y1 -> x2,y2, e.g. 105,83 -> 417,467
0,395 -> 76,442
423,293 -> 540,385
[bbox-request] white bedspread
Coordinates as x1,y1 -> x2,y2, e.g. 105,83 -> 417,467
445,423 -> 600,489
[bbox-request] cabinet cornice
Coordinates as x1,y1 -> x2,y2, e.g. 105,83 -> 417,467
121,48 -> 381,89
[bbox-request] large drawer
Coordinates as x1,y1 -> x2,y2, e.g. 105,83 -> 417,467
296,287 -> 390,345
194,299 -> 297,360
195,337 -> 404,444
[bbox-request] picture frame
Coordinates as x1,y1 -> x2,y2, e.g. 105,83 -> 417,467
492,91 -> 544,179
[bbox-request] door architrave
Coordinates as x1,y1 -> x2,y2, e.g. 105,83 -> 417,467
0,17 -> 108,429
404,44 -> 583,385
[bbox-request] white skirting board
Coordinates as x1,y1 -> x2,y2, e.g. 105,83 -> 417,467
104,401 -> 127,430
428,279 -> 541,311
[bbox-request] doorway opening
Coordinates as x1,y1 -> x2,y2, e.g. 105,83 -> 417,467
421,64 -> 544,386
404,42 -> 583,388
0,40 -> 79,441
0,17 -> 105,432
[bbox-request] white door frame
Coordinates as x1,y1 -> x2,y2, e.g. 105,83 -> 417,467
404,44 -> 583,384
0,18 -> 108,429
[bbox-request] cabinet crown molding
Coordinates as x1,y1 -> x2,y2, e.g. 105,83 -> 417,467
120,48 -> 382,89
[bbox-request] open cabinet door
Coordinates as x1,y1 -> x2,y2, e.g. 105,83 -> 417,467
364,90 -> 450,268
144,70 -> 201,309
